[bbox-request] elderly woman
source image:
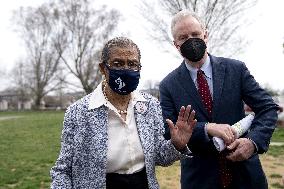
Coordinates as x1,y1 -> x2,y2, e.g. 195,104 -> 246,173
50,37 -> 196,189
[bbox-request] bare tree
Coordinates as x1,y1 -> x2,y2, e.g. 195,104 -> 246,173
140,0 -> 257,57
13,4 -> 64,109
10,60 -> 31,101
54,0 -> 121,94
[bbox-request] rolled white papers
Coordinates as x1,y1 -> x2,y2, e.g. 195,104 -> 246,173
213,114 -> 255,152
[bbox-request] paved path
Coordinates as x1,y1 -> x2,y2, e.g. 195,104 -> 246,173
270,142 -> 284,146
0,116 -> 23,121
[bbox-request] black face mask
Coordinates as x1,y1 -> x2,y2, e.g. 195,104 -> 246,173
180,38 -> 207,62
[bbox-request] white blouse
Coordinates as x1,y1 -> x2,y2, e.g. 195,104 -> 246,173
88,83 -> 146,174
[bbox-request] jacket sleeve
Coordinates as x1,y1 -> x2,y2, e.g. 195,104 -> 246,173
158,81 -> 177,140
50,106 -> 76,189
151,98 -> 190,166
240,62 -> 279,154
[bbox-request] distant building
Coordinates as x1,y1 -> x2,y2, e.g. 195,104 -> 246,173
0,89 -> 84,111
43,91 -> 84,110
0,90 -> 32,111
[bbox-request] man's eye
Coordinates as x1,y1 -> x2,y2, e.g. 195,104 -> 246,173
192,33 -> 199,37
179,35 -> 187,41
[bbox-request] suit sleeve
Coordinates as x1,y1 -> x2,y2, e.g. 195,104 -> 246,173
159,81 -> 178,140
50,107 -> 76,189
240,62 -> 279,153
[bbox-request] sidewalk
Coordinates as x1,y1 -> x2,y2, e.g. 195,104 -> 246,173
0,116 -> 23,121
270,142 -> 284,146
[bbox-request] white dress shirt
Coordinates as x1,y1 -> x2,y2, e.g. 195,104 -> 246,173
185,57 -> 213,139
88,83 -> 146,174
185,56 -> 213,97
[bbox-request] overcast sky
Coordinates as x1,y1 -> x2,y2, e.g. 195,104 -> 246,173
0,0 -> 283,91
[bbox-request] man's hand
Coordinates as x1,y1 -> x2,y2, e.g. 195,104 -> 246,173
226,138 -> 255,161
206,123 -> 236,145
167,105 -> 197,151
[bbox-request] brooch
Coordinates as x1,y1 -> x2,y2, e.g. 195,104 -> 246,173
135,102 -> 147,114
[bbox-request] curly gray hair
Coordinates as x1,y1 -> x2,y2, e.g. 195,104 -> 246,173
101,37 -> 141,64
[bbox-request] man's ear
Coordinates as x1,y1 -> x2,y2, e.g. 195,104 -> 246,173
204,30 -> 209,44
173,40 -> 179,49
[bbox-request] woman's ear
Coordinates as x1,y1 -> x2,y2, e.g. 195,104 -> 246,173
99,63 -> 106,76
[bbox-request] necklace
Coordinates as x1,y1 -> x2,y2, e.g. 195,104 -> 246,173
103,82 -> 128,115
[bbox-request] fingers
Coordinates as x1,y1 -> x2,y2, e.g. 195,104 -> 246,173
188,109 -> 195,122
173,105 -> 196,131
226,140 -> 241,161
179,105 -> 194,122
226,139 -> 253,161
178,106 -> 186,120
224,128 -> 235,145
231,128 -> 238,140
166,119 -> 175,131
183,105 -> 191,121
188,112 -> 197,130
220,125 -> 235,145
190,119 -> 197,130
226,148 -> 242,161
227,140 -> 239,151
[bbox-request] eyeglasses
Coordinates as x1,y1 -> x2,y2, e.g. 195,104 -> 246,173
107,60 -> 142,71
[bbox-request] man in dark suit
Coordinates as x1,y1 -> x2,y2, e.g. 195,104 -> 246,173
160,10 -> 279,189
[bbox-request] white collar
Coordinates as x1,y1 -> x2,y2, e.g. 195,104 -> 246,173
185,56 -> 212,79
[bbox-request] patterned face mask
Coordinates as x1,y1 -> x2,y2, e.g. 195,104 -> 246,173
105,64 -> 140,95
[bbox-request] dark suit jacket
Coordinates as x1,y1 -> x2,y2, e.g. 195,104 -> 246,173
159,54 -> 279,189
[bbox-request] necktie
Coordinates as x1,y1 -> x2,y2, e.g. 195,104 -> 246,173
197,69 -> 232,188
218,153 -> 233,188
197,69 -> 212,116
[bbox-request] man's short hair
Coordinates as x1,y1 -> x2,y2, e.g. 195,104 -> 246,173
171,10 -> 205,39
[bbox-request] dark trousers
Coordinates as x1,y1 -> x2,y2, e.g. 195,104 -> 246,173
106,168 -> 149,189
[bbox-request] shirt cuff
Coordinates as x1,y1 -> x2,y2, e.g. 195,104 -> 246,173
204,123 -> 211,141
247,137 -> 258,153
172,143 -> 193,158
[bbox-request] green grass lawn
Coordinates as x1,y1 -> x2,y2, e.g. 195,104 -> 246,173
0,111 -> 64,189
0,111 -> 283,189
271,127 -> 284,142
268,127 -> 284,157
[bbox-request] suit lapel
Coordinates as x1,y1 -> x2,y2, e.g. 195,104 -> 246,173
177,61 -> 210,119
211,55 -> 226,119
